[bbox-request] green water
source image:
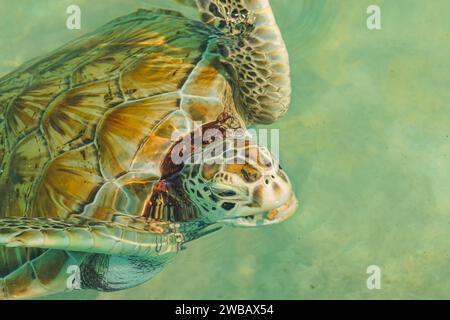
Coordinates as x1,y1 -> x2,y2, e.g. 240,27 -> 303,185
1,0 -> 449,299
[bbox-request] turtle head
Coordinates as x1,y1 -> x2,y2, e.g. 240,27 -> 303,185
179,140 -> 298,227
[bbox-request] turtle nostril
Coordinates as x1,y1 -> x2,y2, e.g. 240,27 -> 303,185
271,175 -> 276,179
265,179 -> 270,185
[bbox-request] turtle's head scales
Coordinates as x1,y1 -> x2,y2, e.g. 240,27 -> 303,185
179,138 -> 298,227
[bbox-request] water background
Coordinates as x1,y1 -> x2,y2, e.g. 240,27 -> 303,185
1,0 -> 449,299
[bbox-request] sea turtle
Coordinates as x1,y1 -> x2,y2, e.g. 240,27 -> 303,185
0,0 -> 296,299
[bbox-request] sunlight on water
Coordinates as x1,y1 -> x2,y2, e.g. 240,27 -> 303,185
1,0 -> 449,299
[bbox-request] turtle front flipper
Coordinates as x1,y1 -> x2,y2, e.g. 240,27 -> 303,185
0,216 -> 183,257
0,216 -> 185,299
177,0 -> 291,124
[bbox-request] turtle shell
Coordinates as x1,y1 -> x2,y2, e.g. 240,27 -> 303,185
0,9 -> 241,298
0,9 -> 239,220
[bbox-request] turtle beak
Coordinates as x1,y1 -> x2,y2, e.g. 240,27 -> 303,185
264,192 -> 298,224
221,192 -> 298,228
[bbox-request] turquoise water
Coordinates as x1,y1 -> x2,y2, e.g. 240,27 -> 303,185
1,0 -> 450,299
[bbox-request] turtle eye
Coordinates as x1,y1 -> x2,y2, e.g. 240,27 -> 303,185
241,169 -> 250,181
240,166 -> 261,183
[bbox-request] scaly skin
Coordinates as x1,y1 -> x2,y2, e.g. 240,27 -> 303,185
0,1 -> 295,299
178,0 -> 292,124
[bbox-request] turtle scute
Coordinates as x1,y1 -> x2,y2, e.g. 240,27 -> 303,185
0,7 -> 235,299
0,3 -> 295,299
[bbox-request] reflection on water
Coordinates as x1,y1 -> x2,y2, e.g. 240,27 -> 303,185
1,0 -> 450,299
